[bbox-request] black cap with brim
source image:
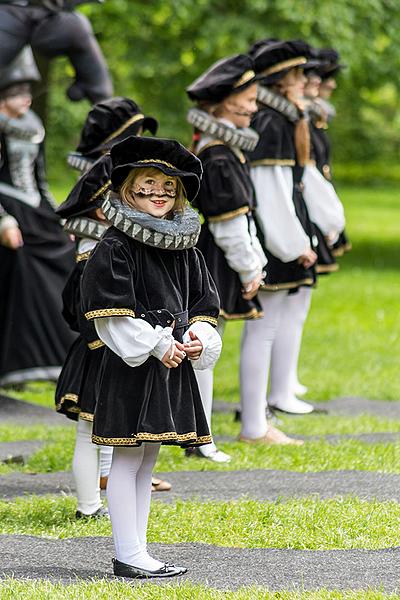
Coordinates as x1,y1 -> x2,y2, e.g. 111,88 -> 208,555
110,136 -> 202,203
57,155 -> 112,219
251,39 -> 317,86
76,97 -> 158,159
186,54 -> 257,104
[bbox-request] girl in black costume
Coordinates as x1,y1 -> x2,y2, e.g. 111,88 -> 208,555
0,48 -> 75,386
80,135 -> 221,578
240,40 -> 319,425
56,98 -> 169,520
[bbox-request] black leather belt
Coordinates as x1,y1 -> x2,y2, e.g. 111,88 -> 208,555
173,310 -> 188,329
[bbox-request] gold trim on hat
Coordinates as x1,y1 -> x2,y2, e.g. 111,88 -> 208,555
233,69 -> 256,88
102,113 -> 145,145
135,159 -> 177,170
260,56 -> 307,77
89,179 -> 112,203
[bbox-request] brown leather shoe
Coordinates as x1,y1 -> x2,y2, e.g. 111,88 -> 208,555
100,476 -> 108,490
239,425 -> 304,446
151,477 -> 172,492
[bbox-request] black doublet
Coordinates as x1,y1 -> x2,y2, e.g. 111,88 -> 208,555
247,106 -> 316,290
194,142 -> 263,319
80,225 -> 219,446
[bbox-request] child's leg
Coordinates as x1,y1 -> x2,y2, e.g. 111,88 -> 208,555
240,290 -> 287,439
99,445 -> 113,478
107,445 -> 163,570
72,418 -> 102,515
268,287 -> 313,414
136,443 -> 161,553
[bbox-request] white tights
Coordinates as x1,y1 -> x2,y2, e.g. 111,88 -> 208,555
240,290 -> 288,438
195,319 -> 226,457
107,444 -> 163,570
72,418 -> 113,515
268,287 -> 312,405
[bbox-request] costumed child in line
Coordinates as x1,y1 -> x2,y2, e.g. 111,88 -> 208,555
0,47 -> 75,387
55,98 -> 170,520
240,39 -> 319,430
186,53 -> 301,454
80,135 -> 222,578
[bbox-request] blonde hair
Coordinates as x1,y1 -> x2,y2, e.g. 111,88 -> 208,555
119,167 -> 187,218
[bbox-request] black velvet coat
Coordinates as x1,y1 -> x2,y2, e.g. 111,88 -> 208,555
80,226 -> 219,447
194,142 -> 263,319
248,107 -> 316,290
55,248 -> 106,422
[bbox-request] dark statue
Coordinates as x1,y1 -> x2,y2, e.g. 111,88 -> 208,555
0,0 -> 113,102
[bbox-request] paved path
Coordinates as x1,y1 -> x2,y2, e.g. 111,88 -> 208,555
2,469 -> 400,502
0,395 -> 72,426
1,536 -> 399,591
214,397 -> 400,418
0,441 -> 44,465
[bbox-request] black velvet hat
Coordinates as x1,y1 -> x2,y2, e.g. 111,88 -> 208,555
186,54 -> 257,103
0,47 -> 40,97
250,39 -> 318,85
110,136 -> 203,203
315,48 -> 345,79
57,154 -> 111,219
76,97 -> 158,159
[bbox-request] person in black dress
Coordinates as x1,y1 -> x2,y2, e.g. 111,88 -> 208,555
80,135 -> 221,578
0,47 -> 75,387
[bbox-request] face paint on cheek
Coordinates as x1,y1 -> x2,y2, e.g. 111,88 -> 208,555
132,183 -> 177,199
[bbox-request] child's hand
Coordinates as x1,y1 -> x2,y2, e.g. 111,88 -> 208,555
161,342 -> 186,368
242,273 -> 263,300
183,330 -> 203,360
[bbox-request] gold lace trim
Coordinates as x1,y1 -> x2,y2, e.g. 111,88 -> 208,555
80,412 -> 94,422
136,159 -> 176,170
250,158 -> 295,167
316,263 -> 339,274
234,69 -> 255,88
88,339 -> 105,350
219,307 -> 263,321
260,56 -> 307,77
92,432 -> 212,446
89,180 -> 112,203
76,251 -> 91,263
102,113 -> 144,145
85,308 -> 136,320
189,315 -> 219,327
208,206 -> 249,223
260,277 -> 315,291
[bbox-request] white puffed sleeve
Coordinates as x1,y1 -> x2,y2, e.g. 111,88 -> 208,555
182,321 -> 222,371
95,316 -> 175,367
208,214 -> 266,284
302,165 -> 345,235
251,165 -> 310,262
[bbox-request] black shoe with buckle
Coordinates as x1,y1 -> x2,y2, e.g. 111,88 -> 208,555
112,558 -> 187,579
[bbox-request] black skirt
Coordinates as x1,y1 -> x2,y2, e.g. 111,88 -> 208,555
0,196 -> 76,386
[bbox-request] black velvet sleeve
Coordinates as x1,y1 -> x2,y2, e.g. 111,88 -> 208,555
61,261 -> 85,332
194,145 -> 252,222
187,248 -> 220,327
81,235 -> 136,322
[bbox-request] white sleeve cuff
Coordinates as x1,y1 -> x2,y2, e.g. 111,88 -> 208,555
150,326 -> 175,361
0,215 -> 19,234
183,321 -> 222,370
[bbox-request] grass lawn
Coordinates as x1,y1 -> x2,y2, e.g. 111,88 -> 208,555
1,580 -> 398,600
1,494 -> 400,550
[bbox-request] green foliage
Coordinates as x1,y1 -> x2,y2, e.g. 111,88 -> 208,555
41,0 -> 400,181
